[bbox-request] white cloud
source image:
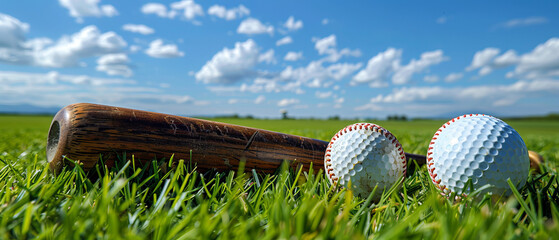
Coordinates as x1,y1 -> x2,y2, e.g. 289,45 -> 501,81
141,1 -> 203,23
392,50 -> 447,84
466,47 -> 500,73
0,70 -> 207,112
228,98 -> 239,104
258,49 -> 276,64
322,18 -> 329,25
141,3 -> 172,18
284,51 -> 303,61
208,5 -> 249,20
493,50 -> 519,67
145,39 -> 184,58
313,35 -> 361,62
196,39 -> 260,84
464,38 -> 559,80
208,59 -> 362,95
0,70 -> 134,86
237,18 -> 274,35
254,95 -> 265,104
444,72 -> 463,82
356,79 -> 559,114
352,48 -> 447,86
424,75 -> 439,83
284,16 -> 303,31
122,24 -> 154,35
499,17 -> 548,29
278,98 -> 299,107
315,91 -> 332,99
436,16 -> 447,24
314,35 -> 337,55
276,36 -> 293,46
170,0 -> 204,21
281,61 -> 362,88
0,25 -> 127,67
0,13 -> 29,48
510,38 -> 559,79
58,0 -> 118,23
352,48 -> 401,87
96,53 -> 132,77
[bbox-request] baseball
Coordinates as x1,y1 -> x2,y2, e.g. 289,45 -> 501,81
324,123 -> 407,201
427,114 -> 530,196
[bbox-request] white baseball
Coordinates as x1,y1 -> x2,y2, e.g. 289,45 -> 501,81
324,123 -> 407,201
427,114 -> 529,196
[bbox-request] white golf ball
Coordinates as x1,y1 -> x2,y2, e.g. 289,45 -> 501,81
427,114 -> 529,196
324,123 -> 407,200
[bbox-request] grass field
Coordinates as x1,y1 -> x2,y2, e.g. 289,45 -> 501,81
0,115 -> 558,239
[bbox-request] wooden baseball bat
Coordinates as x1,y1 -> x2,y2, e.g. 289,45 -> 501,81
47,103 -> 428,174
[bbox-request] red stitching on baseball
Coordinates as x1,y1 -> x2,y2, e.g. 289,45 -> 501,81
325,123 -> 406,186
427,113 -> 493,194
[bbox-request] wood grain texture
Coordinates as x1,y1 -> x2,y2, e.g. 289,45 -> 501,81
47,103 -> 428,175
47,103 -> 330,174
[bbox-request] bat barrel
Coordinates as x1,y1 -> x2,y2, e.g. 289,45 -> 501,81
47,103 -> 329,174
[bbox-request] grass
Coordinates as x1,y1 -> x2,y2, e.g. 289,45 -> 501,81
0,115 -> 558,239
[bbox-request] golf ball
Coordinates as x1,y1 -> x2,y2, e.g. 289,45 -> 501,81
324,123 -> 406,201
427,114 -> 529,196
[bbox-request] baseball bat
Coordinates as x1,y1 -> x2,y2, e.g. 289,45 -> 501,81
47,103 -> 428,174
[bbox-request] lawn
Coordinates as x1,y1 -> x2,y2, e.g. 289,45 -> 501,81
0,114 -> 558,239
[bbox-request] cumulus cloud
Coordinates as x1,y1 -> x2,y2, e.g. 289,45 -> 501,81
352,48 -> 447,87
281,61 -> 362,88
464,38 -> 559,79
392,50 -> 447,84
122,24 -> 154,35
145,39 -> 184,58
322,18 -> 329,25
171,0 -> 204,21
509,38 -> 559,79
466,47 -> 500,72
58,0 -> 118,23
284,16 -> 303,31
96,53 -> 132,77
284,51 -> 303,61
237,18 -> 274,35
208,59 -> 362,95
208,4 -> 249,20
313,35 -> 361,62
351,48 -> 401,87
276,36 -> 293,46
195,39 -> 260,84
141,1 -> 203,23
278,98 -> 299,107
141,3 -> 172,18
0,25 -> 127,67
0,13 -> 29,48
258,49 -> 276,64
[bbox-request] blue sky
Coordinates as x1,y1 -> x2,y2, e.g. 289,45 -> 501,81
1,0 -> 558,118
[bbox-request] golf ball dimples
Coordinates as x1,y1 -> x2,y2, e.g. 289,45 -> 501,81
325,123 -> 406,200
427,114 -> 529,196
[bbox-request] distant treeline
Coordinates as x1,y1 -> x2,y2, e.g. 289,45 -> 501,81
203,113 -> 559,121
501,113 -> 559,121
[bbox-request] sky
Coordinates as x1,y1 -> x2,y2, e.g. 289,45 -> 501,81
0,0 -> 558,118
